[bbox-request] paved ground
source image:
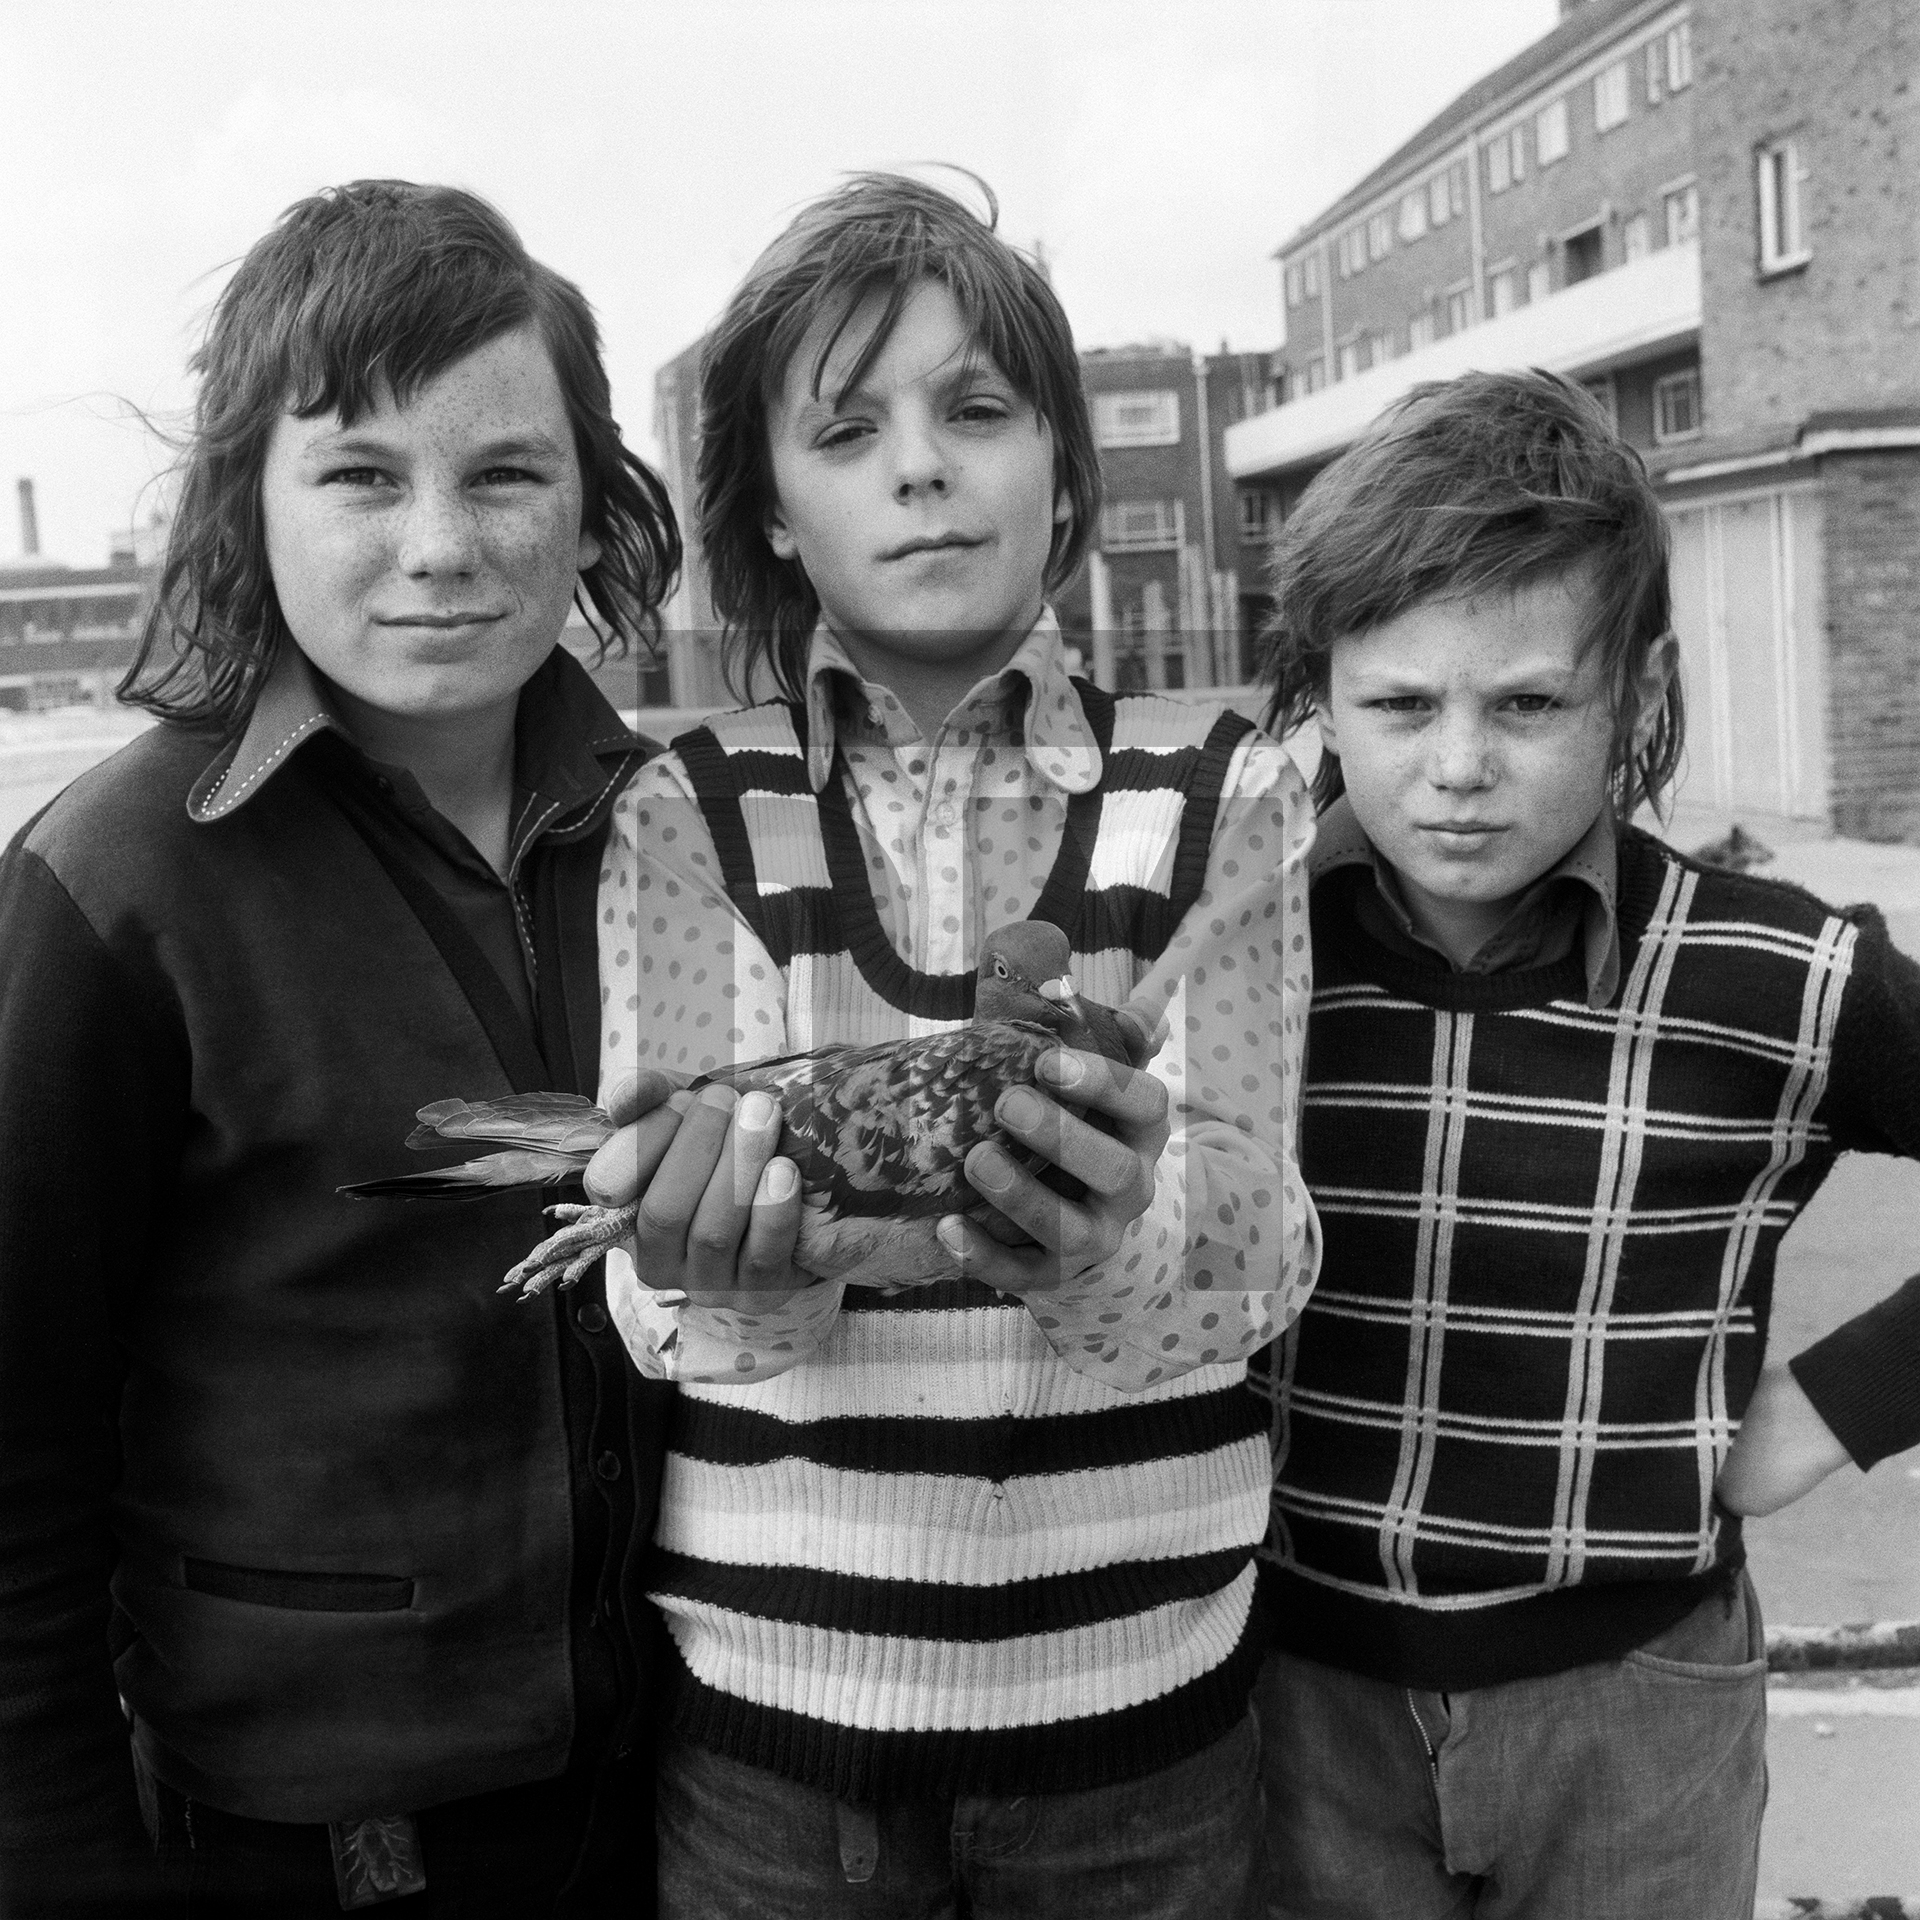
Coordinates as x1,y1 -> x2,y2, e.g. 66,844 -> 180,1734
6,712 -> 1918,1903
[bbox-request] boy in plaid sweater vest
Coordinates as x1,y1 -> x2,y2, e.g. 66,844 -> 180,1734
1251,370 -> 1920,1918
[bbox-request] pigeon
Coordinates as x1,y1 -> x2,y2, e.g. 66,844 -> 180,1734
341,921 -> 1135,1298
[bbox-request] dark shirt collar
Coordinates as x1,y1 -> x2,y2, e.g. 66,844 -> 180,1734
1309,792 -> 1622,1007
188,643 -> 642,852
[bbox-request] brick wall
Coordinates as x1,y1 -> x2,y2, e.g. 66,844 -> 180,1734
1822,452 -> 1920,839
1692,0 -> 1920,445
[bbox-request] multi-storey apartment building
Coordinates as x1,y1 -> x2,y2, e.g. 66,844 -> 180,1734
1228,0 -> 1920,839
1054,343 -> 1276,690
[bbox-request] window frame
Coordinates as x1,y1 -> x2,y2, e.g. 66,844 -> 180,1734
1444,283 -> 1472,335
1408,308 -> 1437,352
1667,22 -> 1693,92
1652,367 -> 1703,444
1285,262 -> 1304,309
1486,261 -> 1519,318
1099,498 -> 1183,552
1304,251 -> 1321,298
1236,489 -> 1274,543
1663,176 -> 1700,246
1646,38 -> 1664,105
1092,389 -> 1182,450
1580,375 -> 1619,432
1367,210 -> 1393,261
1623,211 -> 1652,261
1756,140 -> 1812,275
1594,60 -> 1630,133
1536,97 -> 1570,166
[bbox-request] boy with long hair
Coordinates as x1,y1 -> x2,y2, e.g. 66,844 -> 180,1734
592,172 -> 1318,1917
1254,368 -> 1920,1917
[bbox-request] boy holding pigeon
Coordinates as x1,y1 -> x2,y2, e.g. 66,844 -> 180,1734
592,174 -> 1317,1917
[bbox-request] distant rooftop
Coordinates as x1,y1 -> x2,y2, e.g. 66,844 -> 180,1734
1277,0 -> 1663,256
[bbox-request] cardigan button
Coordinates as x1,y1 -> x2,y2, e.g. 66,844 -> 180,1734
578,1303 -> 609,1334
595,1451 -> 623,1482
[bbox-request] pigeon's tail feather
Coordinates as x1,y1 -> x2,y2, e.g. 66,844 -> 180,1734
403,1094 -> 613,1155
339,1148 -> 588,1199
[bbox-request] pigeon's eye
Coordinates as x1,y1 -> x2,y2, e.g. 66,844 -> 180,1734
992,956 -> 1011,978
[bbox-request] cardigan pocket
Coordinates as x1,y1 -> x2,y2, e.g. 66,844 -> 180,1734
182,1556 -> 415,1612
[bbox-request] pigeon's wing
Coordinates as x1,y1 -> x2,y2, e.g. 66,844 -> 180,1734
771,1023 -> 1054,1219
1065,998 -> 1136,1066
403,1094 -> 614,1156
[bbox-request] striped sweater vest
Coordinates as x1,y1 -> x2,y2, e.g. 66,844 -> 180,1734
652,686 -> 1272,1797
1259,829 -> 1859,1688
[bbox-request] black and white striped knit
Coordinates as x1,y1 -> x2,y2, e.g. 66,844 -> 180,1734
1256,826 -> 1920,1691
597,618 -> 1319,1797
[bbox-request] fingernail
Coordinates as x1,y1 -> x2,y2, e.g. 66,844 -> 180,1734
1000,1086 -> 1045,1129
937,1216 -> 970,1256
1037,1050 -> 1084,1088
667,1090 -> 697,1116
698,1083 -> 738,1114
970,1146 -> 1017,1193
739,1090 -> 777,1131
762,1158 -> 798,1202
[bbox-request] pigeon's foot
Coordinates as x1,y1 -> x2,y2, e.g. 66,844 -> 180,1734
501,1202 -> 638,1300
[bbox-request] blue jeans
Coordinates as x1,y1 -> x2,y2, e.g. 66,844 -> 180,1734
657,1713 -> 1265,1920
1255,1574 -> 1768,1919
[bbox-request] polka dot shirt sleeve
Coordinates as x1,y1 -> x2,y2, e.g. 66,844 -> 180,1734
1021,730 -> 1323,1393
596,759 -> 844,1384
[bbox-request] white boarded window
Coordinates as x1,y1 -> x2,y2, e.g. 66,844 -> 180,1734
1100,499 -> 1181,551
1336,341 -> 1360,381
1445,285 -> 1472,334
1304,356 -> 1326,393
1653,368 -> 1702,442
1527,260 -> 1551,302
1408,309 -> 1437,351
1595,62 -> 1630,132
1646,39 -> 1664,104
1537,98 -> 1570,165
1428,173 -> 1451,227
1398,190 -> 1429,243
1664,180 -> 1700,245
1488,133 -> 1512,194
1623,211 -> 1652,260
1368,211 -> 1393,260
1667,23 -> 1693,91
1757,142 -> 1810,273
1093,390 -> 1180,448
1487,266 -> 1518,318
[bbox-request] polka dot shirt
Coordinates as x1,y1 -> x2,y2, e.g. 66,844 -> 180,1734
597,614 -> 1321,1390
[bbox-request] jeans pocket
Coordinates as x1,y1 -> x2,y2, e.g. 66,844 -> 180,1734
1622,1645 -> 1767,1682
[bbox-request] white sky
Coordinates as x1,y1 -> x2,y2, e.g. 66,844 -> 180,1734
1,0 -> 1555,566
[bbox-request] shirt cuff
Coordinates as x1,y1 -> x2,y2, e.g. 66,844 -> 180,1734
604,1247 -> 843,1384
1787,1270 -> 1920,1470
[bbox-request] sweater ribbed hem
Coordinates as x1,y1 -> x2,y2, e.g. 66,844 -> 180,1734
661,1620 -> 1265,1801
1258,1557 -> 1742,1692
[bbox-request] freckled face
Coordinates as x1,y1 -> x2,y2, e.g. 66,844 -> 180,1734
763,278 -> 1068,683
1317,572 -> 1668,962
259,326 -> 599,733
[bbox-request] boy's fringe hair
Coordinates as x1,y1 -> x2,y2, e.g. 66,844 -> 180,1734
121,179 -> 681,736
1259,367 -> 1684,819
696,170 -> 1100,702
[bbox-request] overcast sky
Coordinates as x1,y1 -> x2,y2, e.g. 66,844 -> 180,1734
1,0 -> 1555,567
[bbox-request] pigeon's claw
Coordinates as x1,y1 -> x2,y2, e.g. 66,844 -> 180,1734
499,1202 -> 638,1301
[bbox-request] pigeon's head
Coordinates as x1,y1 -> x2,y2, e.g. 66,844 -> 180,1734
977,921 -> 1082,1033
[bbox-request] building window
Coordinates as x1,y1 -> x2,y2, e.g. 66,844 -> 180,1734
1537,98 -> 1570,166
1100,499 -> 1182,551
1653,368 -> 1702,442
1664,180 -> 1700,245
1093,390 -> 1180,448
1398,190 -> 1429,243
1623,211 -> 1651,260
1304,356 -> 1326,393
1563,224 -> 1605,285
1428,173 -> 1451,227
1285,262 -> 1304,308
1367,211 -> 1393,261
1594,61 -> 1630,132
1527,260 -> 1551,303
1581,376 -> 1618,431
1336,341 -> 1361,382
1237,490 -> 1274,542
1444,284 -> 1472,334
1757,141 -> 1810,273
1408,309 -> 1437,351
1646,38 -> 1664,105
1368,330 -> 1396,367
1487,265 -> 1519,317
1487,124 -> 1526,194
1304,251 -> 1320,298
1337,226 -> 1367,278
1666,22 -> 1693,91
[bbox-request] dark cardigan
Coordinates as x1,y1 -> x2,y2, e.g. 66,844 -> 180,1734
0,654 -> 662,1898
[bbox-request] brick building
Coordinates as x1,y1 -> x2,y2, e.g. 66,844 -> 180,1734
1227,0 -> 1920,839
0,558 -> 150,711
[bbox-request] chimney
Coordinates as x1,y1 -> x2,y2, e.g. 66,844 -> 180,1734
17,479 -> 39,559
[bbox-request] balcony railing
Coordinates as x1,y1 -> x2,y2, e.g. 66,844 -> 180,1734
1227,240 -> 1701,481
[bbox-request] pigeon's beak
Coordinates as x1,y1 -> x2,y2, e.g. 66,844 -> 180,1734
1038,974 -> 1083,1017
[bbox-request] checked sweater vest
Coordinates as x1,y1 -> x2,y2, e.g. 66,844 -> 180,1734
1260,829 -> 1861,1689
652,686 -> 1272,1798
